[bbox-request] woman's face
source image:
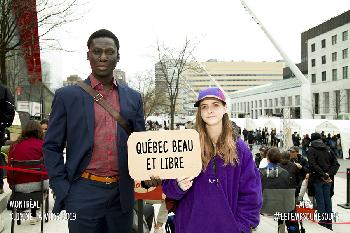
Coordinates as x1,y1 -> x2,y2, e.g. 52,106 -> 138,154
199,98 -> 227,126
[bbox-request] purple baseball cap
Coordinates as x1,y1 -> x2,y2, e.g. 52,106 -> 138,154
194,87 -> 226,107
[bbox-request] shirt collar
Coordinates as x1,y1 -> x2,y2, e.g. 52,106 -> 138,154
89,74 -> 118,90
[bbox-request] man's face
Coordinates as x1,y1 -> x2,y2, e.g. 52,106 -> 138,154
290,150 -> 298,159
87,37 -> 119,79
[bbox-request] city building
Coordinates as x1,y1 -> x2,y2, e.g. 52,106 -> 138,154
184,60 -> 284,93
113,69 -> 127,84
155,60 -> 284,114
63,75 -> 82,86
231,10 -> 350,120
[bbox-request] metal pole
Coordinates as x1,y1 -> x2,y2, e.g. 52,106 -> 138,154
240,0 -> 312,119
338,168 -> 350,209
137,199 -> 144,233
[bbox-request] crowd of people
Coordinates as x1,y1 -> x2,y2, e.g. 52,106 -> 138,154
242,127 -> 348,160
253,132 -> 340,232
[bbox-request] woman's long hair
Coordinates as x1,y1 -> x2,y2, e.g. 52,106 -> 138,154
16,120 -> 44,143
195,110 -> 238,170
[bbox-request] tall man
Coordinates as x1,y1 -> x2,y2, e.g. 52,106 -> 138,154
307,133 -> 339,230
0,83 -> 15,193
43,29 -> 146,233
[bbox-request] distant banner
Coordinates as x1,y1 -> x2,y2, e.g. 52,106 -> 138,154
127,129 -> 202,180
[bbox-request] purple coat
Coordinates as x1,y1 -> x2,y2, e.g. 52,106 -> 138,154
162,139 -> 262,233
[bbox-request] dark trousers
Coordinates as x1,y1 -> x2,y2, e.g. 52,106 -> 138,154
313,181 -> 333,230
0,148 -> 5,189
65,178 -> 133,233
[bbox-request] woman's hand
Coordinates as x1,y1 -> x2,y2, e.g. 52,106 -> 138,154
176,176 -> 194,191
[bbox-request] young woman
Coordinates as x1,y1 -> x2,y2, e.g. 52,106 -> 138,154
162,87 -> 262,233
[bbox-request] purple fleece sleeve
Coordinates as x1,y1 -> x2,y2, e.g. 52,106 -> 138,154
162,179 -> 187,200
236,140 -> 263,232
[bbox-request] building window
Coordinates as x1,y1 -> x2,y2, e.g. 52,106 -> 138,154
259,100 -> 262,108
332,69 -> 337,81
343,66 -> 349,79
335,90 -> 341,117
264,99 -> 267,107
255,100 -> 257,108
343,30 -> 348,41
321,39 -> 326,48
268,99 -> 272,107
311,73 -> 316,83
311,43 -> 315,52
274,98 -> 278,107
281,97 -> 285,106
322,71 -> 326,81
321,55 -> 326,64
332,52 -> 337,62
323,92 -> 329,113
331,35 -> 337,45
343,48 -> 348,59
347,89 -> 350,113
314,93 -> 319,114
295,95 -> 300,106
288,96 -> 292,106
311,59 -> 316,67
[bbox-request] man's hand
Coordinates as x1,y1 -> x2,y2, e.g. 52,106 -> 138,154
143,176 -> 162,188
177,176 -> 194,191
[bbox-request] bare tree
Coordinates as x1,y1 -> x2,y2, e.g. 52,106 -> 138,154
332,90 -> 347,119
156,38 -> 200,129
0,0 -> 81,86
129,70 -> 166,121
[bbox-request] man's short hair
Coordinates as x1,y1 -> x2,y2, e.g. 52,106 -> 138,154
289,146 -> 299,153
266,147 -> 281,164
87,29 -> 120,50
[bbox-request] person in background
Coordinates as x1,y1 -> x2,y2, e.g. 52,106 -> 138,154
0,83 -> 15,194
255,146 -> 268,168
260,148 -> 299,233
162,87 -> 262,233
307,133 -> 340,230
301,134 -> 310,158
40,119 -> 48,135
7,120 -> 49,224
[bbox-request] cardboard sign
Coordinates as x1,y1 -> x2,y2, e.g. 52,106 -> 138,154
134,181 -> 164,200
128,129 -> 202,180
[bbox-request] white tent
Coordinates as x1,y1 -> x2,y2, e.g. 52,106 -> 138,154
264,120 -> 276,129
315,120 -> 350,159
315,121 -> 340,135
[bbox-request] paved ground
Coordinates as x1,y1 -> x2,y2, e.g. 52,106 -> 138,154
0,145 -> 349,233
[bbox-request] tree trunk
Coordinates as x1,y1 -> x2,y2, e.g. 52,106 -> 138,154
0,52 -> 7,86
170,104 -> 175,130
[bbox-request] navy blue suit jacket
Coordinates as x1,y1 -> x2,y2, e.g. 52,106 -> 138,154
43,78 -> 145,214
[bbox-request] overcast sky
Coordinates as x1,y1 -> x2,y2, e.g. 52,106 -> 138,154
39,0 -> 350,88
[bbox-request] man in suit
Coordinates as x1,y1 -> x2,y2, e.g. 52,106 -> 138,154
43,29 -> 145,233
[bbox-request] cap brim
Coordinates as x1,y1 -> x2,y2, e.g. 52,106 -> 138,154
194,95 -> 226,107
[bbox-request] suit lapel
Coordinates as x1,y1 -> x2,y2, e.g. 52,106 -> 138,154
116,80 -> 129,139
83,78 -> 94,145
